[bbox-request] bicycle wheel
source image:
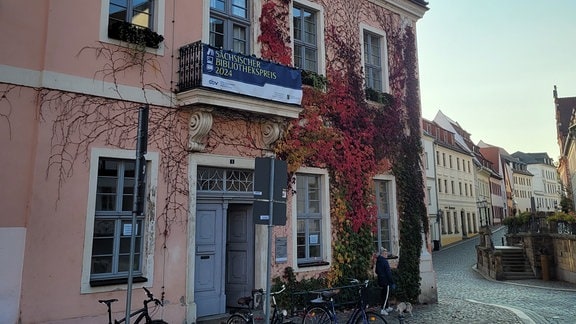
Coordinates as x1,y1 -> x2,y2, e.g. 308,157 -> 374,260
227,313 -> 251,324
302,306 -> 332,324
354,311 -> 387,324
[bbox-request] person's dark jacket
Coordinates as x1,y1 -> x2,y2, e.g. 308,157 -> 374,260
375,255 -> 394,287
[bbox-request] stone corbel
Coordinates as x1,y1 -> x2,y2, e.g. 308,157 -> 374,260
188,109 -> 213,152
261,120 -> 283,155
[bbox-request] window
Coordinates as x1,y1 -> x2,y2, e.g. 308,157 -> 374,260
82,149 -> 158,292
109,0 -> 154,29
297,174 -> 324,265
373,179 -> 394,252
196,167 -> 254,192
436,151 -> 440,165
101,0 -> 165,51
91,158 -> 144,284
363,31 -> 383,91
293,4 -> 318,72
210,0 -> 250,54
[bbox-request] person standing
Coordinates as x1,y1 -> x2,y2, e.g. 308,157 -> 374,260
375,247 -> 395,315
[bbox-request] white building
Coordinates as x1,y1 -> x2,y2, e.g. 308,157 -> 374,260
512,152 -> 560,212
422,118 -> 478,247
422,129 -> 441,249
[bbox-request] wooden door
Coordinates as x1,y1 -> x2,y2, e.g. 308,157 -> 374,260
225,204 -> 254,309
195,204 -> 225,317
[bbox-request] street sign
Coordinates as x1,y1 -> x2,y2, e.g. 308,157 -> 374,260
253,157 -> 287,225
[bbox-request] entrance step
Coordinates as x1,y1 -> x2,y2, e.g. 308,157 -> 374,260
496,246 -> 536,280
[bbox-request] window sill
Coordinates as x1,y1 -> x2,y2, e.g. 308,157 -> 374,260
297,261 -> 329,268
90,276 -> 148,287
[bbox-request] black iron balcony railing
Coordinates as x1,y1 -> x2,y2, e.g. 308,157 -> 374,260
177,41 -> 203,92
177,42 -> 302,105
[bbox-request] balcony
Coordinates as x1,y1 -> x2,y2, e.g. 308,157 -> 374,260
176,42 -> 302,119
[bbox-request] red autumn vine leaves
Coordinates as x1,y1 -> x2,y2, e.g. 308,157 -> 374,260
258,0 -> 292,65
259,0 -> 407,231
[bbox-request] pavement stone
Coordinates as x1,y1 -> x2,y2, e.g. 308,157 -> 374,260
398,226 -> 576,324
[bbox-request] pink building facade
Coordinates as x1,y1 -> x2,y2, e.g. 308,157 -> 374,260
0,0 -> 429,323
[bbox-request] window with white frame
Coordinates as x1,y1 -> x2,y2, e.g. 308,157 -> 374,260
101,0 -> 165,50
363,31 -> 383,92
373,179 -> 393,252
293,4 -> 318,72
82,149 -> 158,291
91,158 -> 144,285
210,0 -> 250,54
296,173 -> 328,266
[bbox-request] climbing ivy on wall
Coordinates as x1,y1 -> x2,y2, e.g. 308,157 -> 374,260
258,0 -> 292,65
390,27 -> 428,302
258,0 -> 427,302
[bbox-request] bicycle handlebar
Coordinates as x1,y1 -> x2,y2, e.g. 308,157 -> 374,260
348,278 -> 369,287
142,287 -> 164,307
143,287 -> 153,299
250,284 -> 287,296
270,284 -> 286,296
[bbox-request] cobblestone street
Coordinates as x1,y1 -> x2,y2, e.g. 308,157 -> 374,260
386,226 -> 576,324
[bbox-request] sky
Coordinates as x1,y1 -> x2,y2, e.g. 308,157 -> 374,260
416,0 -> 576,161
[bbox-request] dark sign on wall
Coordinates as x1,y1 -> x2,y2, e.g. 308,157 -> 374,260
253,157 -> 288,226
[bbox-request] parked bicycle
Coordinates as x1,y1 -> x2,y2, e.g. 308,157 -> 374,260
226,284 -> 290,324
301,279 -> 387,324
99,287 -> 167,324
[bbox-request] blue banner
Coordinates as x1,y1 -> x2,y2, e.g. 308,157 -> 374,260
201,44 -> 302,105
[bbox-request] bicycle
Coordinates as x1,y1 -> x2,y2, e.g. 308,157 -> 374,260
98,287 -> 167,324
226,284 -> 290,324
301,279 -> 387,324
